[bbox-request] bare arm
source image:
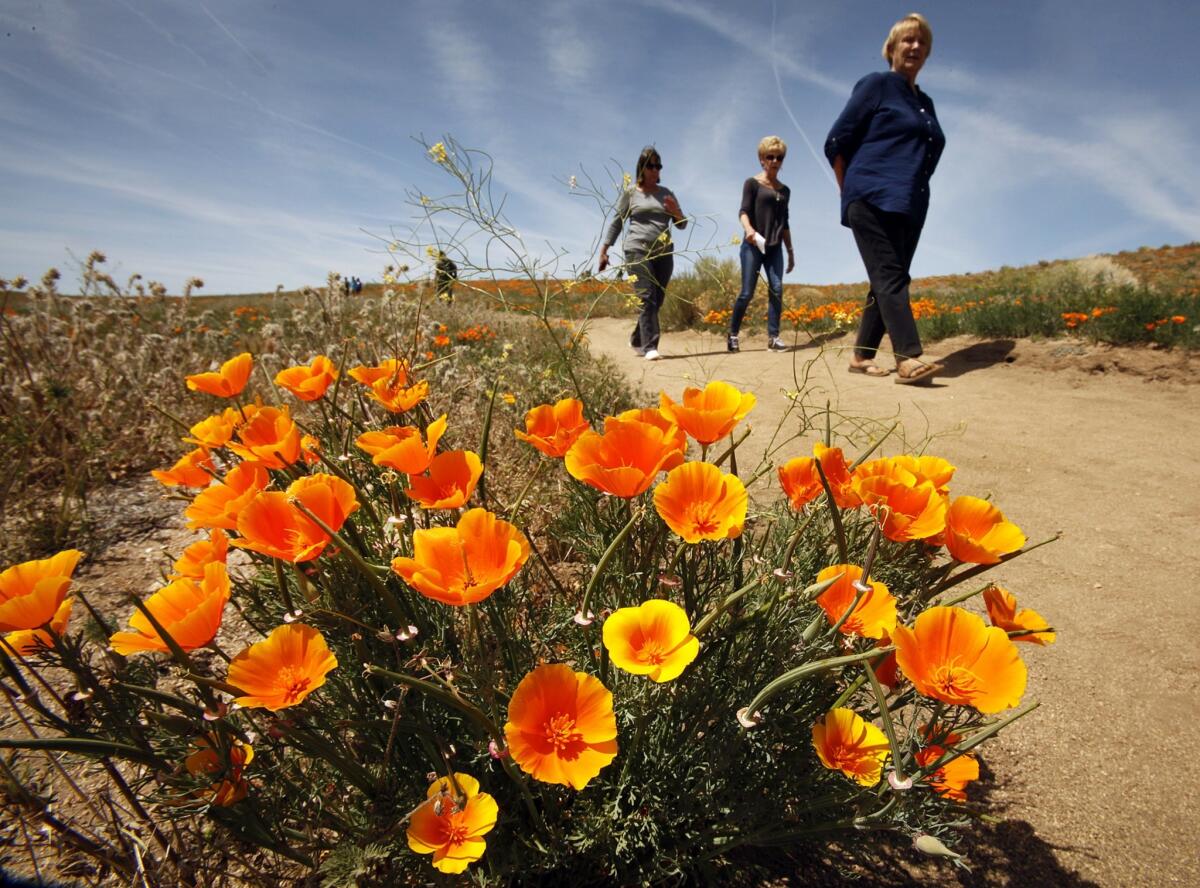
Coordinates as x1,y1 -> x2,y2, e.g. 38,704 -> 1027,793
833,155 -> 846,191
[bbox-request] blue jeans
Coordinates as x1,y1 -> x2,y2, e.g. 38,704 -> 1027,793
729,240 -> 784,338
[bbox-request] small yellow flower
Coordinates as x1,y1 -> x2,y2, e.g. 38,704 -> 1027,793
420,195 -> 431,207
426,246 -> 436,257
623,172 -> 632,188
428,142 -> 449,164
730,234 -> 741,245
627,274 -> 639,284
501,392 -> 516,405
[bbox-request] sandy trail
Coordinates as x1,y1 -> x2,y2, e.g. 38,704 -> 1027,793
581,317 -> 1200,888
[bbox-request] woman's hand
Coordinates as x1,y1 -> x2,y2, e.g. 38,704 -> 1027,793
786,250 -> 795,274
662,194 -> 682,220
598,248 -> 610,273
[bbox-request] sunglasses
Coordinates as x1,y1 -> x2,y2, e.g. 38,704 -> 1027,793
644,162 -> 663,170
763,154 -> 785,162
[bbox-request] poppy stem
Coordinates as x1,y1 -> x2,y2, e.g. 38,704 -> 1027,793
741,645 -> 894,724
477,375 -> 501,509
909,702 -> 1040,783
273,559 -> 296,615
929,534 -> 1061,599
848,423 -> 898,470
813,460 -> 849,565
505,459 -> 546,522
711,426 -> 753,474
862,663 -> 906,781
577,506 -> 642,625
289,499 -> 416,630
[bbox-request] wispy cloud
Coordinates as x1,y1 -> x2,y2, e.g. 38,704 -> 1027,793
197,2 -> 270,76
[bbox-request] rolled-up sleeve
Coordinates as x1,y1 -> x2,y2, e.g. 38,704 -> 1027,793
824,73 -> 882,165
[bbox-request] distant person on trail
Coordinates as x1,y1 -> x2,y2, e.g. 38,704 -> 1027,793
434,252 -> 457,303
598,145 -> 688,362
825,12 -> 945,385
727,135 -> 794,354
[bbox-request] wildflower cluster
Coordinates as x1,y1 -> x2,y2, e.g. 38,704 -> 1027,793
0,338 -> 1052,882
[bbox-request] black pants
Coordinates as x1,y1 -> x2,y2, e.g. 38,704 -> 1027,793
847,200 -> 923,362
626,250 -> 673,352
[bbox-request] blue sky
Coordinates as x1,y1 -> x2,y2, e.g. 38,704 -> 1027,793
2,0 -> 1198,294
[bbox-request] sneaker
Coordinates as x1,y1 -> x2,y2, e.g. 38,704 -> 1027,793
644,349 -> 661,361
727,334 -> 740,352
767,337 -> 788,351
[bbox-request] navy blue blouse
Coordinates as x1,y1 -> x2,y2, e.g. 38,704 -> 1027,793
824,71 -> 945,228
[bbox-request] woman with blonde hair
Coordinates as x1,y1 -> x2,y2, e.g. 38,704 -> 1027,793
598,146 -> 687,362
825,13 -> 945,384
727,135 -> 794,353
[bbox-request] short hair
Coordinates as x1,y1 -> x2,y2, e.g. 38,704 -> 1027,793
635,146 -> 662,185
758,135 -> 787,159
882,13 -> 932,65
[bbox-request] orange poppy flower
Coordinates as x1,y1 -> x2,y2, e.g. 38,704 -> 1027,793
226,406 -> 302,469
109,562 -> 230,655
892,454 -> 956,494
407,773 -> 498,874
892,606 -> 1027,713
811,708 -> 890,786
653,461 -> 747,543
151,447 -> 216,488
602,600 -> 699,682
855,474 -> 947,542
185,352 -> 253,398
943,496 -> 1026,564
504,664 -> 618,790
348,358 -> 428,413
347,358 -> 405,387
0,549 -> 83,633
183,409 -> 240,449
659,381 -> 756,445
185,735 -> 254,807
226,623 -> 338,712
171,529 -> 229,580
615,407 -> 688,456
184,463 -> 269,531
405,450 -> 483,509
4,598 -> 73,656
274,355 -> 338,401
391,508 -> 529,606
778,456 -> 821,510
514,398 -> 590,458
564,417 -> 686,499
813,443 -> 861,509
814,565 -> 897,640
983,586 -> 1055,645
233,474 -> 359,563
915,743 -> 979,801
356,415 -> 447,474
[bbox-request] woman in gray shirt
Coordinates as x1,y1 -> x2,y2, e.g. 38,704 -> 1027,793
598,146 -> 687,361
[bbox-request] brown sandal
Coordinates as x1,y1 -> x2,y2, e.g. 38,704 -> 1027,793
894,362 -> 944,385
848,363 -> 891,378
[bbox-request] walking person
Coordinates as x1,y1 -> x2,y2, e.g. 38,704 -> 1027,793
825,12 -> 945,384
434,251 -> 457,304
598,146 -> 687,362
728,136 -> 794,353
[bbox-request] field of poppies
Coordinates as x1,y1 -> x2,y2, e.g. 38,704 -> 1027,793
1,268 -> 1055,885
0,142 -> 1061,884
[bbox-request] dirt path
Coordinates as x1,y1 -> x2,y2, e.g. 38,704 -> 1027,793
581,317 -> 1200,888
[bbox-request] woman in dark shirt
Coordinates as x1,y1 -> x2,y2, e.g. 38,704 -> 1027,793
825,13 -> 945,384
728,136 -> 794,353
